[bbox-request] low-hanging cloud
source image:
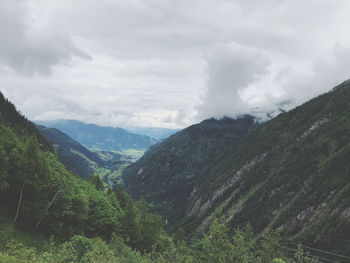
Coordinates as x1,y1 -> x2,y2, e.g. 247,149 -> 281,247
197,43 -> 270,120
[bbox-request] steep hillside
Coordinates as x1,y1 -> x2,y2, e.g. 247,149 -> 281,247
36,125 -> 133,183
36,125 -> 103,179
2,90 -> 349,262
123,81 -> 350,257
122,115 -> 257,227
0,93 -> 122,238
0,91 -> 170,257
185,81 -> 350,253
36,119 -> 157,151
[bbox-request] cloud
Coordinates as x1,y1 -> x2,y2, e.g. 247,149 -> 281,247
0,0 -> 90,75
197,43 -> 270,119
0,0 -> 350,128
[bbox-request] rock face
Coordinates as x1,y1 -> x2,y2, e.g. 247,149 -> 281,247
122,115 -> 257,228
186,152 -> 267,217
124,80 -> 350,255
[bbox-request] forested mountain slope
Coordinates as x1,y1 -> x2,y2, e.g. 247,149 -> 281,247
1,91 -> 309,263
36,125 -> 133,183
37,119 -> 157,151
36,125 -> 104,179
1,89 -> 349,262
122,115 -> 257,227
0,91 -> 164,252
123,81 -> 350,257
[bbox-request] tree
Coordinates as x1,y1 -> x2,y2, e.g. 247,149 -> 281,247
201,218 -> 234,263
258,230 -> 283,262
14,137 -> 45,222
294,244 -> 318,263
231,224 -> 256,263
139,212 -> 162,252
115,184 -> 132,209
173,227 -> 186,246
121,203 -> 140,249
88,174 -> 104,191
0,144 -> 9,192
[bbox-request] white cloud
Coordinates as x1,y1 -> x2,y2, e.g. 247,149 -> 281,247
0,0 -> 349,128
0,0 -> 90,75
197,43 -> 271,119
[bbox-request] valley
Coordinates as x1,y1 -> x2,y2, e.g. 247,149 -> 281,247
36,124 -> 142,186
2,1 -> 350,262
1,81 -> 350,262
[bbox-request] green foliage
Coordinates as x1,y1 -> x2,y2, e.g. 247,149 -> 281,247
173,227 -> 186,246
0,141 -> 9,191
123,115 -> 256,229
0,207 -> 326,263
258,231 -> 283,262
58,235 -> 117,263
201,219 -> 261,263
0,91 -> 161,249
202,218 -> 235,263
37,125 -> 134,184
88,174 -> 104,191
2,82 -> 350,262
293,245 -> 318,263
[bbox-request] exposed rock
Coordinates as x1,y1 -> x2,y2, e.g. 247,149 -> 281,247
298,117 -> 329,140
210,153 -> 267,204
186,198 -> 202,217
297,207 -> 314,221
137,167 -> 144,175
186,152 -> 267,217
340,207 -> 350,219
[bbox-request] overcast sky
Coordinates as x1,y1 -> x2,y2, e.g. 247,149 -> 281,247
0,0 -> 350,128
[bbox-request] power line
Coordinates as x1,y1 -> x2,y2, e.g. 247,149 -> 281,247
279,245 -> 339,263
316,234 -> 350,243
279,245 -> 338,263
281,241 -> 350,260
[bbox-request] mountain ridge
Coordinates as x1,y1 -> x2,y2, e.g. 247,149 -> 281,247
36,124 -> 135,185
122,80 -> 350,256
122,115 -> 258,228
36,119 -> 157,151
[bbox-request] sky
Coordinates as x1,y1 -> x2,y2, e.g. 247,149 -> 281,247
0,0 -> 350,128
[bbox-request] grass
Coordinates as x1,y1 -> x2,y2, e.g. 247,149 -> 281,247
117,149 -> 145,160
107,164 -> 129,185
0,206 -> 52,253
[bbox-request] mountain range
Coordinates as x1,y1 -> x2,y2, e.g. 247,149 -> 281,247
1,80 -> 350,260
122,80 -> 350,256
124,126 -> 179,140
36,119 -> 157,151
36,125 -> 134,184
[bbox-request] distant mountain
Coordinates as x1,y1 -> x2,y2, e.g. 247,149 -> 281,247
36,120 -> 157,151
36,124 -> 103,179
122,115 -> 257,227
124,127 -> 180,140
123,80 -> 350,256
36,125 -> 134,184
